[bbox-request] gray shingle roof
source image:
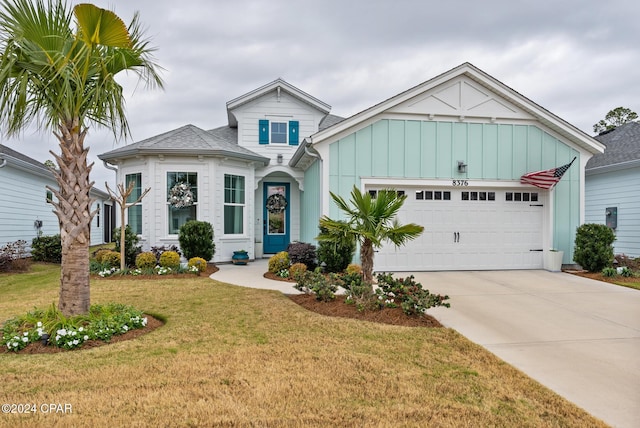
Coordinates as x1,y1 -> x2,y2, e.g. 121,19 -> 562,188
98,124 -> 269,165
319,114 -> 345,131
588,122 -> 640,170
0,143 -> 49,171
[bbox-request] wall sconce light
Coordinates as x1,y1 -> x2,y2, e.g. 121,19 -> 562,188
277,154 -> 283,164
457,161 -> 467,173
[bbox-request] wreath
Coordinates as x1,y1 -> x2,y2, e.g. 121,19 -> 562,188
266,193 -> 287,213
168,182 -> 194,208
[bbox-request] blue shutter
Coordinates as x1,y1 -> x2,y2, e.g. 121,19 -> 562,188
289,120 -> 299,146
259,119 -> 269,144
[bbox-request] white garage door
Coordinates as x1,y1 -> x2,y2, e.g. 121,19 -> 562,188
374,187 -> 544,271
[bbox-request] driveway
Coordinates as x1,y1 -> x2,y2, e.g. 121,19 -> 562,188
402,270 -> 640,428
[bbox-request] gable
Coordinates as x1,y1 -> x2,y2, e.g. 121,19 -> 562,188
388,76 -> 533,121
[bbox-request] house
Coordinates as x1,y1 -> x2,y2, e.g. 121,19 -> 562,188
585,121 -> 640,257
0,144 -> 114,249
98,63 -> 605,270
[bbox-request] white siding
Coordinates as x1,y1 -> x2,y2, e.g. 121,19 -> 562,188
585,168 -> 640,257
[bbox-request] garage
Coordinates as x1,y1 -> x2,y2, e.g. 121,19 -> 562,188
373,186 -> 545,271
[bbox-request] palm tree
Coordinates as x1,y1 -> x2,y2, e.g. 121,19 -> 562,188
0,0 -> 163,315
318,186 -> 424,282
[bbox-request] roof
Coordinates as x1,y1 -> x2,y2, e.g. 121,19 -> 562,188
302,62 -> 605,157
226,78 -> 332,127
587,121 -> 640,172
98,124 -> 269,165
0,143 -> 49,172
319,114 -> 345,131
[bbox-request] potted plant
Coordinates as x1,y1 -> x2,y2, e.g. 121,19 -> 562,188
232,250 -> 249,265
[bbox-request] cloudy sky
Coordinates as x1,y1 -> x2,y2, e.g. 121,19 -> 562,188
2,0 -> 638,188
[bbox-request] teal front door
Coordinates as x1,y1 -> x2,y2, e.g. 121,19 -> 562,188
263,183 -> 290,253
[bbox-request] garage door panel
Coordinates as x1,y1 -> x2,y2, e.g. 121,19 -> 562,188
374,187 -> 544,272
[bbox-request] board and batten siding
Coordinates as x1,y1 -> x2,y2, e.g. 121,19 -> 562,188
586,168 -> 640,257
300,159 -> 322,243
328,119 -> 581,262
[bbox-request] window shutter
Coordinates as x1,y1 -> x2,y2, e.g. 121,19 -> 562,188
289,120 -> 299,146
259,119 -> 269,144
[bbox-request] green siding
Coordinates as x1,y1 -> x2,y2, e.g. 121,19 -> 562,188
300,160 -> 322,243
327,119 -> 581,262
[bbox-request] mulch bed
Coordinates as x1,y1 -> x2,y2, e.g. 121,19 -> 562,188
567,270 -> 639,285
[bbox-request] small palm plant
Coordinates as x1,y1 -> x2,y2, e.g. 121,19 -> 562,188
318,186 -> 424,282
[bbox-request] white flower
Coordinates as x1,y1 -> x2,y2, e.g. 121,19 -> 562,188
37,321 -> 42,327
57,328 -> 67,336
22,337 -> 28,342
72,339 -> 79,345
79,327 -> 84,332
83,335 -> 89,341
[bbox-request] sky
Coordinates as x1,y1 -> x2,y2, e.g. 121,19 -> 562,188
1,0 -> 639,189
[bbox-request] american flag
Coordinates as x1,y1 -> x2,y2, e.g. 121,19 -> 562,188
520,157 -> 576,190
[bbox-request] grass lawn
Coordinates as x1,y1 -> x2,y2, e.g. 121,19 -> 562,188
0,263 -> 608,427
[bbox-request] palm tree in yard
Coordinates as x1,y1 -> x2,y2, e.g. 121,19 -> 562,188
0,0 -> 163,315
318,186 -> 424,282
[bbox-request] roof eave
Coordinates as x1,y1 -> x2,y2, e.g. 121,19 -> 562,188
99,148 -> 270,166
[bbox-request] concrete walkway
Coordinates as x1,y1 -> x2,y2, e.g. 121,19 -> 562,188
212,262 -> 640,428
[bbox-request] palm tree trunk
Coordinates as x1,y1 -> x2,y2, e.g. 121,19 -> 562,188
361,238 -> 375,282
47,118 -> 95,316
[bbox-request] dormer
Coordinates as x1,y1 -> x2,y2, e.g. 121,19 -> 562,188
226,78 -> 331,150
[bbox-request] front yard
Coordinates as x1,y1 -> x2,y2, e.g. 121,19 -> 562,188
0,263 -> 608,427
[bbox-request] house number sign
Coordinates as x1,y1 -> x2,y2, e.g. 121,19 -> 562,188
452,180 -> 469,186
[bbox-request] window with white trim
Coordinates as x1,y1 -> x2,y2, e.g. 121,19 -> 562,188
167,172 -> 197,235
224,174 -> 245,234
126,173 -> 143,234
271,122 -> 287,144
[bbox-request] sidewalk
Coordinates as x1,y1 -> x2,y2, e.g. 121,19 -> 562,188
210,258 -> 302,294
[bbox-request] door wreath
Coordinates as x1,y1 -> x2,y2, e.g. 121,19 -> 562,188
168,182 -> 194,208
266,193 -> 287,213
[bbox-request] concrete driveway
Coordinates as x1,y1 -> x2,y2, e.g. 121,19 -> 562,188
401,270 -> 640,428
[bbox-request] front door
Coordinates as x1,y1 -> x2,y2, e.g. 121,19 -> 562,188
263,183 -> 290,253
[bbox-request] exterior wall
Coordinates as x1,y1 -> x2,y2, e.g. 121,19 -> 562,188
325,119 -> 581,262
300,159 -> 322,243
115,155 -> 257,263
0,165 -> 59,248
586,168 -> 640,257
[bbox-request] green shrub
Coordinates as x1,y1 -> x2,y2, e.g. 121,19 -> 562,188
376,273 -> 450,316
286,242 -> 317,270
159,250 -> 180,269
619,267 -> 632,278
113,225 -> 141,267
289,262 -> 307,281
102,251 -> 121,268
336,272 -> 376,311
94,249 -> 111,263
601,267 -> 616,277
316,224 -> 356,273
188,257 -> 208,273
178,220 -> 215,261
268,251 -> 290,273
573,224 -> 616,272
135,252 -> 157,269
31,235 -> 62,263
294,268 -> 337,302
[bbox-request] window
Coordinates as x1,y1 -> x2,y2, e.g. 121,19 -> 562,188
462,191 -> 495,201
96,203 -> 101,228
224,174 -> 245,234
506,192 -> 538,202
126,173 -> 143,235
167,172 -> 197,235
271,122 -> 287,144
45,190 -> 53,202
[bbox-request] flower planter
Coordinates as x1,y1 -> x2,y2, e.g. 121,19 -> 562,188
232,251 -> 249,265
545,250 -> 564,272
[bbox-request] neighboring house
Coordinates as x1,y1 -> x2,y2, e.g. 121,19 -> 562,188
99,63 -> 604,270
0,144 -> 114,249
585,122 -> 640,257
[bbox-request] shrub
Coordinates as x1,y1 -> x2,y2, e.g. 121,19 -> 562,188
135,252 -> 157,269
376,273 -> 450,316
188,257 -> 208,273
113,225 -> 141,267
150,245 -> 181,263
159,251 -> 180,269
102,251 -> 121,268
601,267 -> 616,277
178,220 -> 215,261
619,267 -> 632,278
289,262 -> 307,281
615,254 -> 640,271
573,224 -> 616,272
346,264 -> 362,275
31,235 -> 62,263
0,240 -> 29,272
336,272 -> 376,311
294,267 -> 337,302
94,249 -> 111,263
286,242 -> 317,270
268,251 -> 290,273
316,224 -> 356,273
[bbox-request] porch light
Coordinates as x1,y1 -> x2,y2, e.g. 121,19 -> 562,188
277,154 -> 283,164
457,161 -> 467,173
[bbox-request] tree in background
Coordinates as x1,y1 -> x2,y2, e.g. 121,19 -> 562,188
319,186 -> 424,282
593,107 -> 638,134
0,0 -> 163,315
